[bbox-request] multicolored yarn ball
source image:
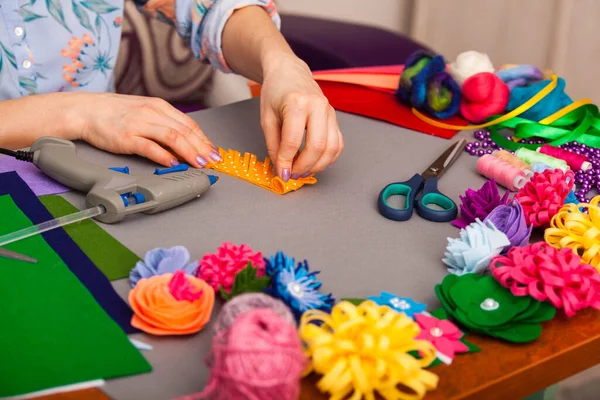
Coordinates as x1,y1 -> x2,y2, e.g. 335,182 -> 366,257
545,196 -> 600,271
506,77 -> 572,121
491,242 -> 600,317
515,168 -> 575,227
212,293 -> 295,336
484,199 -> 532,254
495,64 -> 544,91
460,72 -> 509,123
184,309 -> 306,400
476,154 -> 528,192
452,179 -> 510,229
396,50 -> 461,119
300,300 -> 438,400
448,50 -> 495,87
196,242 -> 266,294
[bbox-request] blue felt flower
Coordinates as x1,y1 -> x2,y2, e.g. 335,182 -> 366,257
129,246 -> 198,288
367,292 -> 427,319
264,251 -> 296,277
265,255 -> 335,321
564,190 -> 579,205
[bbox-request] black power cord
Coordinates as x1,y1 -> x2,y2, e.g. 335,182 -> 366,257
0,148 -> 34,162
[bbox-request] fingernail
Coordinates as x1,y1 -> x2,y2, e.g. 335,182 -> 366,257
209,151 -> 222,162
291,173 -> 300,180
300,172 -> 311,178
171,159 -> 179,166
196,155 -> 208,167
282,168 -> 291,182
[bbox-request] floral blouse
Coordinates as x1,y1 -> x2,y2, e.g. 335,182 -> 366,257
0,0 -> 279,98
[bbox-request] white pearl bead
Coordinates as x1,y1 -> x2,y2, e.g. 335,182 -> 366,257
430,327 -> 443,337
287,282 -> 304,298
480,298 -> 499,311
390,297 -> 410,310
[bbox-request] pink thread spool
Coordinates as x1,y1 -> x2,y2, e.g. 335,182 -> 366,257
537,144 -> 592,171
477,154 -> 528,191
492,150 -> 533,177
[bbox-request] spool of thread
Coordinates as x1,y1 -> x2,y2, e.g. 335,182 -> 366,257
477,154 -> 528,191
537,144 -> 592,171
515,148 -> 569,172
492,150 -> 533,177
531,162 -> 553,173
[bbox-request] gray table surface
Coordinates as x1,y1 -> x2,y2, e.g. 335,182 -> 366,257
60,98 -> 482,400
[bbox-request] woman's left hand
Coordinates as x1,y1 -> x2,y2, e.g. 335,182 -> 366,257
259,54 -> 344,181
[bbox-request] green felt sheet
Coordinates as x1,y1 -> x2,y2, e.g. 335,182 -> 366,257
0,195 -> 151,397
39,195 -> 141,280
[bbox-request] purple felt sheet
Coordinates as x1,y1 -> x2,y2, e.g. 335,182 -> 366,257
0,156 -> 70,196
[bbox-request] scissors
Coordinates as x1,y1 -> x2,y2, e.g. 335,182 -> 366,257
378,139 -> 466,222
0,247 -> 38,264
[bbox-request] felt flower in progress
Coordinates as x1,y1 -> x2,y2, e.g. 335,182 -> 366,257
515,168 -> 575,227
443,219 -> 511,275
266,258 -> 334,321
435,274 -> 556,343
452,180 -> 510,229
300,301 -> 438,400
129,271 -> 215,335
367,291 -> 426,319
484,199 -> 532,254
414,314 -> 468,362
545,196 -> 600,271
448,50 -> 495,87
129,246 -> 198,288
195,242 -> 266,293
492,242 -> 600,317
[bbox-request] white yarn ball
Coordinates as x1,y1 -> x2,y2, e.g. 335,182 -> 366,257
448,51 -> 494,87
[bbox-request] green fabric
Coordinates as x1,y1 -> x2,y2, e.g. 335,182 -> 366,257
0,195 -> 151,397
219,262 -> 270,300
39,195 -> 140,280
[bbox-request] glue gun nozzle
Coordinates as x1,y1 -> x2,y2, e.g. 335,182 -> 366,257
208,175 -> 218,186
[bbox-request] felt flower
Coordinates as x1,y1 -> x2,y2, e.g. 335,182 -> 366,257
452,180 -> 510,229
264,251 -> 296,277
367,292 -> 426,319
266,257 -> 334,321
448,50 -> 495,87
300,301 -> 438,400
435,274 -> 556,343
195,242 -> 265,293
129,271 -> 215,335
492,242 -> 600,317
515,168 -> 575,227
414,314 -> 469,361
564,190 -> 579,205
129,246 -> 198,288
443,219 -> 511,275
484,199 -> 532,254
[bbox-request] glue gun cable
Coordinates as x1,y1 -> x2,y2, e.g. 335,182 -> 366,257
0,205 -> 106,247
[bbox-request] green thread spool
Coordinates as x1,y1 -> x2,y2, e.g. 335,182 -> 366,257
514,148 -> 569,172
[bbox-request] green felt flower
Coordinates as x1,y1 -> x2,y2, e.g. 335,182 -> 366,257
435,274 -> 556,343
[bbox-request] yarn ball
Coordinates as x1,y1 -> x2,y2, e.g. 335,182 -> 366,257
443,219 -> 511,275
491,242 -> 600,317
198,309 -> 306,400
484,199 -> 532,254
452,180 -> 510,229
506,77 -> 572,121
196,242 -> 266,293
300,300 -> 438,400
129,246 -> 198,288
212,292 -> 295,336
495,64 -> 544,91
460,72 -> 509,123
129,271 -> 215,335
515,168 -> 575,227
545,196 -> 600,271
396,50 -> 461,119
448,50 -> 495,87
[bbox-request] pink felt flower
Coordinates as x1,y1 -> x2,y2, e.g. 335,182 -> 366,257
490,242 -> 600,317
196,243 -> 266,293
415,314 -> 469,360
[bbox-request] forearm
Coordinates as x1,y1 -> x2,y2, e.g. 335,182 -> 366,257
221,5 -> 298,84
0,93 -> 81,149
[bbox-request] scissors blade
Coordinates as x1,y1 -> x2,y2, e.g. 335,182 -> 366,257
421,139 -> 467,179
0,248 -> 38,264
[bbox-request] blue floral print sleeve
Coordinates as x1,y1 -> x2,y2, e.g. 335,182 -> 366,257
0,0 -> 280,99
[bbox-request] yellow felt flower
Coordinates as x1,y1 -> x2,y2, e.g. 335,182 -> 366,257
299,300 -> 438,400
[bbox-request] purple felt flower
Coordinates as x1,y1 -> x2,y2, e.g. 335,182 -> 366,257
452,180 -> 510,229
129,246 -> 199,288
484,199 -> 532,254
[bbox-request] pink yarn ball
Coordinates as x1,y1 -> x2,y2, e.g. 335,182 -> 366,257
460,72 -> 509,123
196,243 -> 266,293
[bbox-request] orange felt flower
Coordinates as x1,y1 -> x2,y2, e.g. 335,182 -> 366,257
129,272 -> 215,335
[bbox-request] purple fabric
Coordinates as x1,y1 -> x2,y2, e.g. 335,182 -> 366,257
452,180 -> 511,229
0,157 -> 70,196
484,199 -> 532,254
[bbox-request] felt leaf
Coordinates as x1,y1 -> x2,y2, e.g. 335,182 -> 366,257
81,0 -> 118,14
341,298 -> 366,306
489,322 -> 543,343
220,262 -> 270,301
46,0 -> 71,32
518,301 -> 556,323
72,1 -> 94,33
461,337 -> 480,353
0,42 -> 17,69
430,307 -> 449,320
18,7 -> 46,22
427,358 -> 443,368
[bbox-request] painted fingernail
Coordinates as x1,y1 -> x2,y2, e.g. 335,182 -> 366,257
209,151 -> 222,162
300,172 -> 311,178
171,159 -> 179,166
282,168 -> 291,182
196,156 -> 208,167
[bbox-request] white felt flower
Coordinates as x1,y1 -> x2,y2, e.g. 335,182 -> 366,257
443,219 -> 510,275
449,51 -> 494,87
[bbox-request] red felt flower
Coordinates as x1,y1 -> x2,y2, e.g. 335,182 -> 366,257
490,242 -> 600,317
514,169 -> 574,227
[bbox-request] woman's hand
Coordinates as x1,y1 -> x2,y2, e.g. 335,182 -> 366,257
260,55 -> 343,181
